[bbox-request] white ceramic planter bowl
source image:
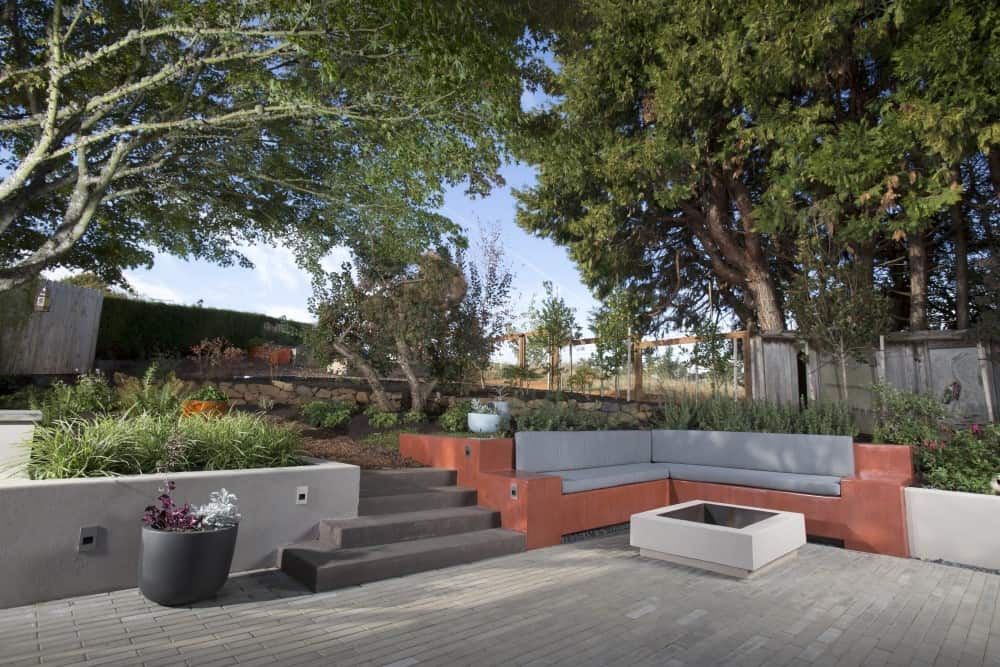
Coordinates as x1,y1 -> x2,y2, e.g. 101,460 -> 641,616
467,412 -> 502,434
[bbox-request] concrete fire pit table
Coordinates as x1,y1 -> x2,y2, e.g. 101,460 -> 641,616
630,500 -> 806,578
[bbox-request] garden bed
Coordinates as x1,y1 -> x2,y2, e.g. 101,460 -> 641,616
260,405 -> 426,469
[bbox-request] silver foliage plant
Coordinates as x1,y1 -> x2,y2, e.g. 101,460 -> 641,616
195,488 -> 241,530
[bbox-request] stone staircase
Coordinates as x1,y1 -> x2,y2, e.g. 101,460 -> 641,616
280,468 -> 525,592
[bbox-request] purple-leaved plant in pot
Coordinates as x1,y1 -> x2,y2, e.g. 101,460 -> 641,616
138,481 -> 240,607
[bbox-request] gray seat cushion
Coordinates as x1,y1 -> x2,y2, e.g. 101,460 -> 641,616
516,430 -> 652,473
549,463 -> 672,494
651,430 -> 854,478
667,463 -> 842,496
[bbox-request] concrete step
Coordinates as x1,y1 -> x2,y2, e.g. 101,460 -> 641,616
320,506 -> 500,548
360,468 -> 457,497
281,529 -> 525,592
357,486 -> 477,516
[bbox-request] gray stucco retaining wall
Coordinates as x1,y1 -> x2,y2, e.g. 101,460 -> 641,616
0,462 -> 359,608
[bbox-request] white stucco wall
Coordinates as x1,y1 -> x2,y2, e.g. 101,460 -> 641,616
906,486 -> 1000,570
0,462 -> 359,608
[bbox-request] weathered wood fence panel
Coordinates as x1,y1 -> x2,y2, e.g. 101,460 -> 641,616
749,335 -> 799,405
753,330 -> 999,429
0,281 -> 104,375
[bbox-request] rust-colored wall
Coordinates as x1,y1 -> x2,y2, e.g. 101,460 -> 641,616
399,434 -> 513,488
399,434 -> 913,558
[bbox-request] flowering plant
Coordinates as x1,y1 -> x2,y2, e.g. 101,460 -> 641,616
142,481 -> 241,531
143,481 -> 202,531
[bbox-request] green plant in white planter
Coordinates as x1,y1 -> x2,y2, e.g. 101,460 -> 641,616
139,481 -> 241,606
492,386 -> 510,416
468,399 -> 503,434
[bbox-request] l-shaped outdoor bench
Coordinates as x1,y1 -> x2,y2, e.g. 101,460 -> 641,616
399,429 -> 914,557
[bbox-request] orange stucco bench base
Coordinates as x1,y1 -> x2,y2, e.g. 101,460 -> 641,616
399,434 -> 914,557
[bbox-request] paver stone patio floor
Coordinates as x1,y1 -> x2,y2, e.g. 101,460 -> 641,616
2,534 -> 1000,666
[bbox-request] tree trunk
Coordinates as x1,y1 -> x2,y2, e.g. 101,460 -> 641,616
393,335 -> 435,414
745,269 -> 785,333
951,169 -> 970,329
837,342 -> 850,402
908,232 -> 929,331
331,342 -> 392,411
888,254 -> 910,329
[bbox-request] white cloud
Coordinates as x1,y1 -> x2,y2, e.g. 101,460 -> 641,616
41,267 -> 76,281
263,305 -> 315,323
124,274 -> 183,303
319,247 -> 351,274
239,244 -> 305,291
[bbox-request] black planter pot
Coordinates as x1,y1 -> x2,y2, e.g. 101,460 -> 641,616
139,525 -> 238,606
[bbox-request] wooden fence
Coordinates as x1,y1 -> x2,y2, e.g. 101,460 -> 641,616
753,331 -> 999,430
0,280 -> 104,375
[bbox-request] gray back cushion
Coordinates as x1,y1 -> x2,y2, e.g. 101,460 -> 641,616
651,430 -> 854,478
515,430 -> 652,472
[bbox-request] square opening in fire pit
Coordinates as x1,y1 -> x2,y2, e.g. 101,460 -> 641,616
657,503 -> 777,529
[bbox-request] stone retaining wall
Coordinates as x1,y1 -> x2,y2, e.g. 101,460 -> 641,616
184,377 -> 660,423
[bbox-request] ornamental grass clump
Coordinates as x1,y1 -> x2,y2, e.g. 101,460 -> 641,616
179,412 -> 301,470
29,413 -> 176,479
27,412 -> 300,479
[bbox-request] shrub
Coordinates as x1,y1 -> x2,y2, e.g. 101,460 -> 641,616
40,372 -> 116,424
653,395 -> 855,436
28,413 -> 176,479
516,401 -> 610,431
188,385 -> 229,401
300,400 -> 353,429
364,405 -> 399,429
96,296 -> 306,359
916,424 -> 1000,494
178,413 -> 301,470
439,400 -> 473,432
0,385 -> 45,411
871,384 -> 948,445
402,410 -> 425,425
114,365 -> 188,416
188,338 -> 245,378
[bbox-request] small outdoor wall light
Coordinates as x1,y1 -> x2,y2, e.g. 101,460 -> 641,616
34,285 -> 51,312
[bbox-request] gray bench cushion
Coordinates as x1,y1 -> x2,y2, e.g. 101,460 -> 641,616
515,430 -> 652,473
549,463 -> 672,494
651,430 -> 854,478
668,463 -> 842,496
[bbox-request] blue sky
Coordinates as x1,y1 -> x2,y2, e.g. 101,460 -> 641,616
48,160 -> 600,333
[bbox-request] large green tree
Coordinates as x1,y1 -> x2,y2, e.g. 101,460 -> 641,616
516,0 -> 1000,335
1,0 -> 536,291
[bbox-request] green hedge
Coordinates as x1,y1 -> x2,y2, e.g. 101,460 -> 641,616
96,297 -> 309,359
